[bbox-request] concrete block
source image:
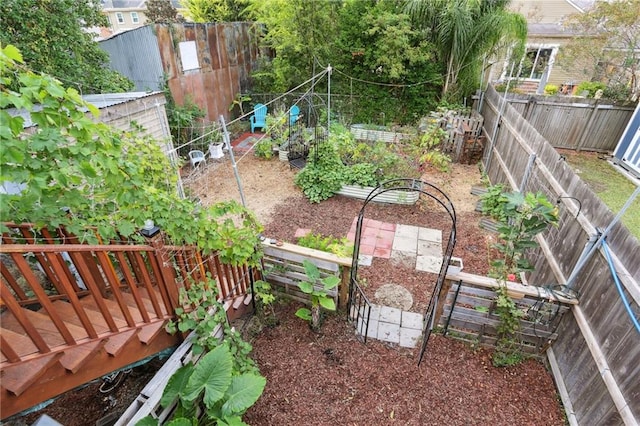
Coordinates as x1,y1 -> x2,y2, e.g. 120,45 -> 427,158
418,227 -> 442,243
417,240 -> 441,257
399,327 -> 423,348
401,311 -> 424,329
377,321 -> 400,344
416,255 -> 442,273
379,305 -> 402,324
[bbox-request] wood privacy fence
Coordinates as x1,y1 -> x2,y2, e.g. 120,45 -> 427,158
480,85 -> 640,425
480,91 -> 635,152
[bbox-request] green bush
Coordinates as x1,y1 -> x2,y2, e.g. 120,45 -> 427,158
254,138 -> 274,159
575,81 -> 606,98
544,84 -> 559,95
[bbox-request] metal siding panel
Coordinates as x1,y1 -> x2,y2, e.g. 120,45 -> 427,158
99,26 -> 164,91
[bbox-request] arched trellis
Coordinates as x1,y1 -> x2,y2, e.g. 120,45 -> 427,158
287,92 -> 328,169
347,178 -> 457,365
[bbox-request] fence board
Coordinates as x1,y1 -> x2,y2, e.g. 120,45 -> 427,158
489,93 -> 635,151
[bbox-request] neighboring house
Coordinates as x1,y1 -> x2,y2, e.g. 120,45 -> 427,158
100,0 -> 183,38
487,0 -> 595,94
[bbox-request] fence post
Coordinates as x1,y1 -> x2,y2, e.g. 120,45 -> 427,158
339,265 -> 351,309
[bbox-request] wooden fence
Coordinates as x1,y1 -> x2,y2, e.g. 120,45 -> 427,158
480,85 -> 640,425
260,241 -> 352,309
436,272 -> 577,357
480,91 -> 635,152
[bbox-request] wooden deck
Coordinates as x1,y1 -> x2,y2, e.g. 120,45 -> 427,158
1,223 -> 255,419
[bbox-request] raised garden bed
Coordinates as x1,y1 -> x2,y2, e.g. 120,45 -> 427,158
350,124 -> 412,143
336,184 -> 419,205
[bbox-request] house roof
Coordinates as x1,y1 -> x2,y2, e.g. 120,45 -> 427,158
9,92 -> 161,128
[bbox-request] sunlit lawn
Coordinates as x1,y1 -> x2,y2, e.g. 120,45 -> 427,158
561,150 -> 640,240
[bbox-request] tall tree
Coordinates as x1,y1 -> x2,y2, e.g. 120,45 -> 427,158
245,0 -> 341,92
405,0 -> 527,100
0,0 -> 133,93
146,0 -> 184,23
183,0 -> 250,22
333,0 -> 441,123
557,0 -> 640,101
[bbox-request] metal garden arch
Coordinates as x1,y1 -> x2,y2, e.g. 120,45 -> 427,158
347,178 -> 457,365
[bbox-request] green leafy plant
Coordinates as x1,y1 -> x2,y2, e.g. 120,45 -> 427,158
544,84 -> 559,95
167,277 -> 258,375
253,138 -> 274,160
294,141 -> 345,203
297,233 -> 354,258
295,260 -> 339,332
252,279 -> 277,325
492,286 -> 525,367
137,344 -> 265,426
484,189 -> 558,367
229,93 -> 252,117
1,45 -> 263,267
479,184 -> 509,222
575,81 -> 606,98
409,124 -> 451,172
490,191 -> 559,275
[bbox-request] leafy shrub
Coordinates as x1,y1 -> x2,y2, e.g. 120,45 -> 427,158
544,84 -> 559,95
294,142 -> 345,203
254,138 -> 274,159
479,184 -> 508,222
408,124 -> 451,172
341,163 -> 378,186
575,81 -> 606,98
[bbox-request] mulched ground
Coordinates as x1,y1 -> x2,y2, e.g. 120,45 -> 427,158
244,303 -> 563,426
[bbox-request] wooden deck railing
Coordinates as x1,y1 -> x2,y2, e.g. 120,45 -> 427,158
1,223 -> 255,418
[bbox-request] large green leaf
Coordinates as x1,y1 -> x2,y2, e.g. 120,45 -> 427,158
135,416 -> 159,426
220,374 -> 267,417
322,276 -> 340,291
302,259 -> 320,281
298,281 -> 313,294
183,345 -> 233,407
318,297 -> 336,311
166,418 -> 194,426
160,363 -> 194,408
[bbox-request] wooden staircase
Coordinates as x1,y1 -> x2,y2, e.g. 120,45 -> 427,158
1,224 -> 257,420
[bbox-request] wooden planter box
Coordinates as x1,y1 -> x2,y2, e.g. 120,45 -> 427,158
336,185 -> 419,205
350,125 -> 411,143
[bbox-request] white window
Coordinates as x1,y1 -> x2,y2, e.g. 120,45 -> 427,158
518,47 -> 553,80
116,12 -> 125,24
131,12 -> 139,24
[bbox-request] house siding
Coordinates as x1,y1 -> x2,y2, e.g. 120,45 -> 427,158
510,0 -> 583,23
